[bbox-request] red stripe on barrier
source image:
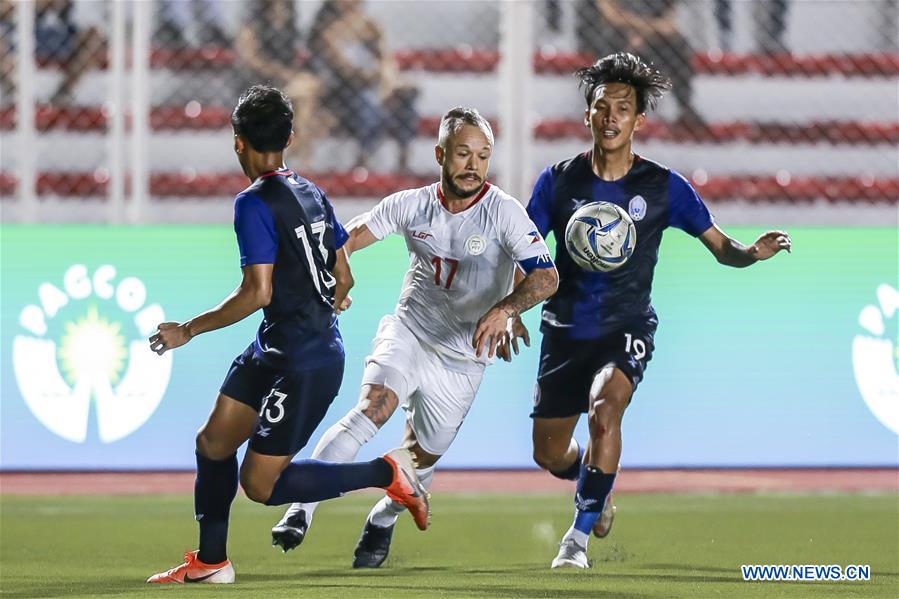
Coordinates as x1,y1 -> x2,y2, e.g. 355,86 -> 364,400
2,106 -> 896,146
0,172 -> 895,203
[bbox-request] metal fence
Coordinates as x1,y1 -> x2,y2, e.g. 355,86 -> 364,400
1,0 -> 897,223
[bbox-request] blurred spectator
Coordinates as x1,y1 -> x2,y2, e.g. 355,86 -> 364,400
1,0 -> 15,105
35,0 -> 105,105
235,0 -> 320,163
576,0 -> 701,125
156,0 -> 230,49
714,0 -> 789,54
879,0 -> 897,51
544,0 -> 562,33
309,0 -> 418,171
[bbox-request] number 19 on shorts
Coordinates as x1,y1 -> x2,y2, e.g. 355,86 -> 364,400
624,333 -> 647,360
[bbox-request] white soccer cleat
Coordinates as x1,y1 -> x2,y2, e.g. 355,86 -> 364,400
551,538 -> 590,569
592,495 -> 616,538
147,550 -> 235,584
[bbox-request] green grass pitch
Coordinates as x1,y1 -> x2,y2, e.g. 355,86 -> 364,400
1,492 -> 896,598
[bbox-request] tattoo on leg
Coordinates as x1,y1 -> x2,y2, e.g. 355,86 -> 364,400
361,386 -> 398,426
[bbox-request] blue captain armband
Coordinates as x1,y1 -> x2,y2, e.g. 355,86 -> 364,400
518,253 -> 554,274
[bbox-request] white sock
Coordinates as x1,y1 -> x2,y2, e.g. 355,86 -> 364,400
368,466 -> 434,527
562,524 -> 589,549
282,408 -> 380,526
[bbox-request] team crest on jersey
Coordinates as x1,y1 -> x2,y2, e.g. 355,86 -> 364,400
628,196 -> 647,221
465,234 -> 487,256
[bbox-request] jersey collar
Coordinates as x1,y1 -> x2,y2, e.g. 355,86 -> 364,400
436,181 -> 491,213
257,168 -> 294,180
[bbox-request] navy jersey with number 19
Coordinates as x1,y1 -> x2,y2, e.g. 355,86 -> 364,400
233,168 -> 349,371
527,152 -> 714,339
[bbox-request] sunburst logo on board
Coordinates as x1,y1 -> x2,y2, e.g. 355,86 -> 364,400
851,283 -> 899,435
12,265 -> 172,443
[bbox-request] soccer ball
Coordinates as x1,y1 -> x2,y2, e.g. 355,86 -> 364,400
564,202 -> 637,272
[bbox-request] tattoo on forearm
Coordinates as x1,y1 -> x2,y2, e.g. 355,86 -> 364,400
496,269 -> 557,316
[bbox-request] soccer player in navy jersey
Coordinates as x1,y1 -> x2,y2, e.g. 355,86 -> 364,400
521,54 -> 792,568
145,86 -> 429,584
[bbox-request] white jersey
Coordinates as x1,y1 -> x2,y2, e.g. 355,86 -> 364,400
365,182 -> 552,373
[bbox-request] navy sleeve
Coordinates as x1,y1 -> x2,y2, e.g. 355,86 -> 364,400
317,185 -> 348,249
667,170 -> 714,237
327,200 -> 348,249
233,192 -> 278,266
526,167 -> 554,238
333,215 -> 349,249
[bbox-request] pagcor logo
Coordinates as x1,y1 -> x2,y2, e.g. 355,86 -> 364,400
13,265 -> 172,443
851,283 -> 898,435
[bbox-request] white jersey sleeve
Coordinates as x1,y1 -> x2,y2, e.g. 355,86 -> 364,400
365,190 -> 414,240
495,196 -> 553,268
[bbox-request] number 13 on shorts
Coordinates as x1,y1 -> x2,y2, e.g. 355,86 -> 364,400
624,333 -> 647,360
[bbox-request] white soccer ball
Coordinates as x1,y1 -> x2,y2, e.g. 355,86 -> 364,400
564,202 -> 637,272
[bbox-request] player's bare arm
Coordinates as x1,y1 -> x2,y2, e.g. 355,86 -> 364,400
497,268 -> 531,361
332,247 -> 354,315
473,266 -> 559,359
342,216 -> 379,257
699,225 -> 792,268
149,263 -> 273,355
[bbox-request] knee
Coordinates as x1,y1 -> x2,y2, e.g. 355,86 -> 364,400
195,428 -> 233,461
532,443 -> 567,472
239,469 -> 274,504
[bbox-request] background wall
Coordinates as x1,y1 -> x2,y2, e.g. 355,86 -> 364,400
2,226 -> 895,469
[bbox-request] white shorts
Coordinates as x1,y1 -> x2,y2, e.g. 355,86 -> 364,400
361,315 -> 484,455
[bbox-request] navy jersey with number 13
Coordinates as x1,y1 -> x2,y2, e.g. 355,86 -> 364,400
233,168 -> 349,371
527,152 -> 714,339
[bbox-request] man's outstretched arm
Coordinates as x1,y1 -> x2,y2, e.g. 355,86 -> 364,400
149,263 -> 273,355
342,213 -> 381,258
699,224 -> 792,268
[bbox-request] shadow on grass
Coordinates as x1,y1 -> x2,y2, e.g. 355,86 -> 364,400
272,581 -> 645,598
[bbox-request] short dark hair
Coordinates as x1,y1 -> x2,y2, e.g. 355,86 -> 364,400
575,52 -> 672,114
230,85 -> 294,152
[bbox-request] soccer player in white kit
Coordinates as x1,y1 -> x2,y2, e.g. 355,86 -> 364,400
271,107 -> 559,567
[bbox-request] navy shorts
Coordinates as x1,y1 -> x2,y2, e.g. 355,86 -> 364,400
531,320 -> 656,419
220,343 -> 344,456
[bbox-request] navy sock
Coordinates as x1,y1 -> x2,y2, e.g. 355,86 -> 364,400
194,451 -> 238,564
550,444 -> 584,481
265,458 -> 393,506
573,465 -> 616,535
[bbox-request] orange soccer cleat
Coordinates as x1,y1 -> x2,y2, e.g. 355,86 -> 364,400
382,448 -> 431,531
146,550 -> 235,584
